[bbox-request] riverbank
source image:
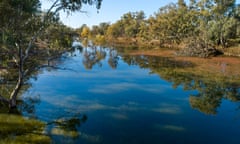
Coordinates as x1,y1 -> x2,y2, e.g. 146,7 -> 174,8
105,37 -> 240,57
129,48 -> 240,79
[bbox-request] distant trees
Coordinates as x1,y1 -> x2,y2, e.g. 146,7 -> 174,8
81,26 -> 91,39
77,0 -> 240,50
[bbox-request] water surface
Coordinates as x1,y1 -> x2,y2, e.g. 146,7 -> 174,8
22,46 -> 240,144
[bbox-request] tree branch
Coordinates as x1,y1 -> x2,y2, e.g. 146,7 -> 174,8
23,0 -> 64,62
46,0 -> 60,16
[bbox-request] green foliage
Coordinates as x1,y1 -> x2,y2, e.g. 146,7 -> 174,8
45,24 -> 74,49
81,26 -> 91,39
94,34 -> 106,45
91,22 -> 110,36
83,0 -> 239,50
106,23 -> 124,38
0,0 -> 42,46
0,0 -> 103,109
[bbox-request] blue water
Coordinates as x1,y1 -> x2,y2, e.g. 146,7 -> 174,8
22,47 -> 240,144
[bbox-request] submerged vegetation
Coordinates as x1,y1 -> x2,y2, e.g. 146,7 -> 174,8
0,114 -> 50,144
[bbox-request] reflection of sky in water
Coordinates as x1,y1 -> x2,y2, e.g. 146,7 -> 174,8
23,49 -> 240,144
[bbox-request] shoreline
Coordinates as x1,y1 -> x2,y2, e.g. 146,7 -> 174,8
128,48 -> 240,79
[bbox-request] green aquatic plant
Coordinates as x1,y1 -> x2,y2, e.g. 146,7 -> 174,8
0,114 -> 51,144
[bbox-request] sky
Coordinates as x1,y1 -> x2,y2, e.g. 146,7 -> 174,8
41,0 -> 178,28
41,0 -> 240,29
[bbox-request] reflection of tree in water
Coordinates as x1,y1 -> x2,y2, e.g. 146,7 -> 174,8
122,55 -> 194,69
48,114 -> 88,139
79,42 -> 121,69
190,81 -> 240,114
122,54 -> 240,115
54,115 -> 87,132
108,48 -> 119,69
47,113 -> 101,143
18,95 -> 40,116
82,47 -> 106,69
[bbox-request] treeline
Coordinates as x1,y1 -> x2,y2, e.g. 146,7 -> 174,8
77,0 -> 240,50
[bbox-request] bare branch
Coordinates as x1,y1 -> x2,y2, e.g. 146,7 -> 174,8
12,56 -> 19,67
46,0 -> 60,16
23,0 -> 63,62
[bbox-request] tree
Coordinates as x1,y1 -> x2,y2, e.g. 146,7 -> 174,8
211,0 -> 237,47
120,11 -> 145,38
106,22 -> 124,38
178,0 -> 187,9
75,24 -> 87,37
81,26 -> 91,39
97,22 -> 110,35
195,0 -> 238,47
91,25 -> 101,37
0,0 -> 102,108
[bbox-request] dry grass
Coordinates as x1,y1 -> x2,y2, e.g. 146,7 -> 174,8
175,56 -> 240,77
223,46 -> 240,57
129,49 -> 240,78
129,49 -> 176,57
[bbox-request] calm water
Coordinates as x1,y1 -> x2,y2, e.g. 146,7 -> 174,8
21,46 -> 240,144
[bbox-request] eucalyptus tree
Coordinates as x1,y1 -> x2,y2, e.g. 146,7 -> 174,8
194,0 -> 238,47
0,0 -> 102,108
211,0 -> 238,47
119,11 -> 145,38
0,0 -> 42,108
151,4 -> 181,44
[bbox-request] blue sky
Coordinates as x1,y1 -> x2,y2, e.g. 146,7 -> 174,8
41,0 -> 240,29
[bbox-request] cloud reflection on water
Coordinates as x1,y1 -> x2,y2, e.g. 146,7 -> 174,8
154,124 -> 186,132
153,103 -> 183,115
38,93 -> 184,118
88,82 -> 169,94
